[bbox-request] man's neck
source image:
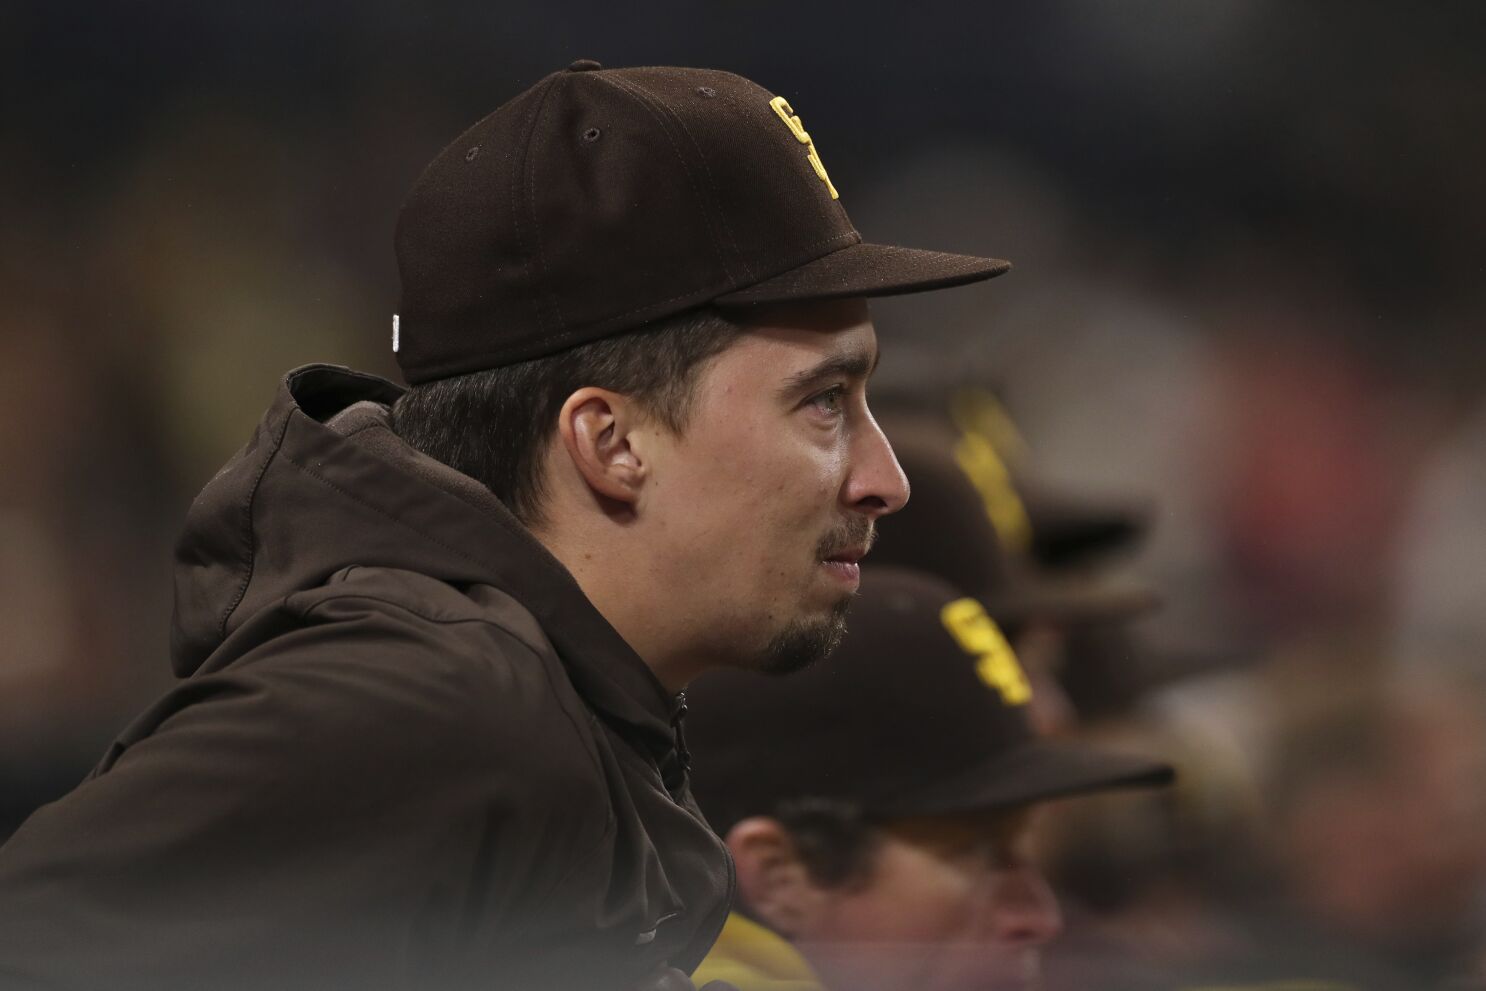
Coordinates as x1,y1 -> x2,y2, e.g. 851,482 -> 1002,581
532,525 -> 702,694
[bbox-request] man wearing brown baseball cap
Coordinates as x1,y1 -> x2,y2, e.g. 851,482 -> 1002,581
685,567 -> 1174,991
0,63 -> 1006,991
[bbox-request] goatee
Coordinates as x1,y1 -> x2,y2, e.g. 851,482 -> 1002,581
758,515 -> 874,674
760,595 -> 853,675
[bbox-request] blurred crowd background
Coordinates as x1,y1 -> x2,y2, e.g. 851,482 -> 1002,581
3,2 -> 1485,987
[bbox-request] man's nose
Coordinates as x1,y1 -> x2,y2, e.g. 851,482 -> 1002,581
844,412 -> 910,517
986,866 -> 1063,948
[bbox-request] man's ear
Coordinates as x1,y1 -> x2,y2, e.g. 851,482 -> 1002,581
556,387 -> 648,508
726,817 -> 830,939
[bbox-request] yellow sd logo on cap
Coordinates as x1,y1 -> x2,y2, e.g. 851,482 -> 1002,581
950,389 -> 1033,556
940,598 -> 1032,706
770,96 -> 839,200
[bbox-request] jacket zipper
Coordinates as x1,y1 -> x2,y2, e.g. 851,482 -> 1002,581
667,690 -> 737,975
670,691 -> 692,772
659,691 -> 692,799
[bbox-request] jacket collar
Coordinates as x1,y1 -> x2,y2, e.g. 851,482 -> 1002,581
175,364 -> 681,765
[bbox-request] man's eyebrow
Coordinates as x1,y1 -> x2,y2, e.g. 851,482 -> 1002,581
777,345 -> 881,398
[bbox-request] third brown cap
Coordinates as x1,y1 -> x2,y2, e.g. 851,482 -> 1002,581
686,567 -> 1174,835
394,61 -> 1010,383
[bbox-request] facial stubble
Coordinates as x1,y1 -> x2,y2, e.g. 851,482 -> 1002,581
760,596 -> 853,675
759,515 -> 874,675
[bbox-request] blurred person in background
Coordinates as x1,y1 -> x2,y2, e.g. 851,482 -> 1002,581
0,61 -> 1019,991
868,400 -> 1162,736
685,567 -> 1173,991
1047,643 -> 1486,990
1146,674 -> 1486,991
860,392 -> 1250,987
1395,399 -> 1486,679
1250,678 -> 1486,989
0,273 -> 182,840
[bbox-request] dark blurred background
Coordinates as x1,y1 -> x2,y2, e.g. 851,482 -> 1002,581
3,2 -> 1485,986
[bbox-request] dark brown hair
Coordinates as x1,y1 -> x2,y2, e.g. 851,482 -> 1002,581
392,306 -> 740,525
774,798 -> 881,890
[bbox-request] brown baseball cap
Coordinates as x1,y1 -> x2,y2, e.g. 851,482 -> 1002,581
685,567 -> 1174,834
393,61 -> 1011,383
871,414 -> 1160,628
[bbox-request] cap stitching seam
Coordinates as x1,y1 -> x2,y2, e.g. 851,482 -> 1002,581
506,93 -> 531,332
506,87 -> 535,334
789,229 -> 860,254
724,230 -> 860,289
524,76 -> 567,332
597,73 -> 737,285
508,79 -> 548,335
626,79 -> 753,283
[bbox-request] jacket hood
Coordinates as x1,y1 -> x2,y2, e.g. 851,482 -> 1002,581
170,363 -> 678,754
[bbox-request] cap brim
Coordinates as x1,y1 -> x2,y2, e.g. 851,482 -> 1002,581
869,740 -> 1175,818
714,242 -> 1011,306
985,569 -> 1161,627
1017,480 -> 1155,567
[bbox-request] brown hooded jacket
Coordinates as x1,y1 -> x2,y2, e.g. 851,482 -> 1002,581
0,364 -> 733,991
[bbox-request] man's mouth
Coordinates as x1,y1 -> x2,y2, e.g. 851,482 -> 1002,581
818,519 -> 874,586
820,544 -> 869,586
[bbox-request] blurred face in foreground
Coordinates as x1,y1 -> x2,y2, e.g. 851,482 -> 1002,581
731,807 -> 1062,991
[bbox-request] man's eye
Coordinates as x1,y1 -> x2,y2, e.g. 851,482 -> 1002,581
809,386 -> 846,415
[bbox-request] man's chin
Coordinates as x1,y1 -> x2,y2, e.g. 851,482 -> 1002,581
757,596 -> 852,675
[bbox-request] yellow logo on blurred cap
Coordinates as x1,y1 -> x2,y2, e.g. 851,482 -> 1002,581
950,389 -> 1034,555
940,597 -> 1032,706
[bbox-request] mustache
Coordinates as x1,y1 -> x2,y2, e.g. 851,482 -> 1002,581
817,516 -> 876,559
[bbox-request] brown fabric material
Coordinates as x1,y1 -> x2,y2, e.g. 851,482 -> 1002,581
394,63 -> 1008,383
714,242 -> 1009,305
685,568 -> 1172,834
0,364 -> 733,991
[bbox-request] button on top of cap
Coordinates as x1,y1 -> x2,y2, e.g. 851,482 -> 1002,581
566,59 -> 603,72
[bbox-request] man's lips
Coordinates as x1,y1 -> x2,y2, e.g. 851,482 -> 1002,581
821,545 -> 868,585
817,518 -> 874,587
